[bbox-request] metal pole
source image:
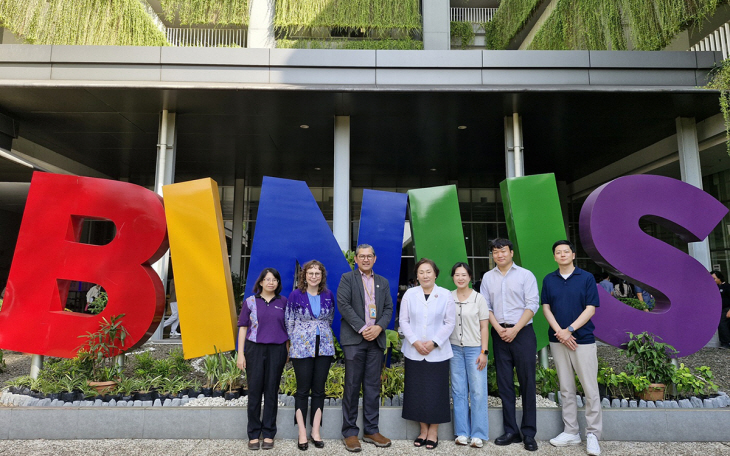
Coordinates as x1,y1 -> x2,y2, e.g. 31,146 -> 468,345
116,354 -> 125,369
30,354 -> 44,379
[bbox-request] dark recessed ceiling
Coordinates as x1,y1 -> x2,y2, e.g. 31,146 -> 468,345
0,86 -> 721,189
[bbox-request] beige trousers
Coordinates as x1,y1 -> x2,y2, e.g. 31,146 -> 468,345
550,342 -> 602,439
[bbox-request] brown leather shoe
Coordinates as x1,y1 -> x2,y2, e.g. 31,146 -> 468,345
363,433 -> 392,448
343,436 -> 362,452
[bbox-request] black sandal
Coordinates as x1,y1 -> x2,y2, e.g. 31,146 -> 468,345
425,439 -> 438,450
414,438 -> 426,447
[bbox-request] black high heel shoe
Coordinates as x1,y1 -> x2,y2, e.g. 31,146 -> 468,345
298,438 -> 309,451
310,436 -> 325,449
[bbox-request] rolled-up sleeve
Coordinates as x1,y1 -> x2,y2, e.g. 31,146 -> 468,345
523,271 -> 540,315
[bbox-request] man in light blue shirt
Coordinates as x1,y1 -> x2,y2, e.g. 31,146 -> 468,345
480,238 -> 539,452
598,273 -> 613,295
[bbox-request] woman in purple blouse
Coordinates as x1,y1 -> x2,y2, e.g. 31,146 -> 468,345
237,267 -> 289,450
286,260 -> 336,451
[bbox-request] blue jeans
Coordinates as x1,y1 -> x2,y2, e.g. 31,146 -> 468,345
450,345 -> 489,440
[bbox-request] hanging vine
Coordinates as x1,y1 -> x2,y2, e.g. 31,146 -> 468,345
159,0 -> 249,26
529,0 -> 625,50
0,0 -> 167,46
484,0 -> 542,50
522,0 -> 726,51
707,61 -> 730,154
450,21 -> 475,50
274,0 -> 422,37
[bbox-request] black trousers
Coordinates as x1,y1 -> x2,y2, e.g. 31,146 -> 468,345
292,336 -> 333,426
719,307 -> 730,346
492,325 -> 537,438
342,339 -> 382,437
245,340 -> 288,440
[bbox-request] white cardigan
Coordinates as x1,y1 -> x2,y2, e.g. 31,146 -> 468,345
399,285 -> 456,362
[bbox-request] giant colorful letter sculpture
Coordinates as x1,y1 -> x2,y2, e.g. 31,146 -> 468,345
244,177 -> 352,337
501,174 -> 568,351
580,175 -> 729,355
163,178 -> 238,359
0,173 -> 168,357
408,185 -> 469,290
357,189 -> 408,329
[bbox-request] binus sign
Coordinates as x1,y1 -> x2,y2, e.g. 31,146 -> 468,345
0,172 -> 725,360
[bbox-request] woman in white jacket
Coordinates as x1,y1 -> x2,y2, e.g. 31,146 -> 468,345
399,258 -> 456,450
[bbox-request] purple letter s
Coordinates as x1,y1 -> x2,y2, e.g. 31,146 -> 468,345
580,175 -> 728,355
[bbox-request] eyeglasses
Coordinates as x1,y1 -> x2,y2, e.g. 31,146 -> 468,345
357,255 -> 374,260
307,272 -> 322,277
262,278 -> 278,283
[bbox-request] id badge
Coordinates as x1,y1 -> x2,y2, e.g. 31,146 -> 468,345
368,304 -> 377,319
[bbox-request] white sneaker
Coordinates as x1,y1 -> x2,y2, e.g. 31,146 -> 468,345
455,436 -> 468,446
470,438 -> 483,448
549,432 -> 581,447
586,433 -> 601,455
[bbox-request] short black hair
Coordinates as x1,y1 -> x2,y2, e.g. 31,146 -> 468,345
253,267 -> 282,296
489,238 -> 513,252
552,240 -> 575,254
450,262 -> 473,280
414,258 -> 440,278
712,270 -> 725,282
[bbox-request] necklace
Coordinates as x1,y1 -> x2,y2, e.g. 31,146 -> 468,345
456,289 -> 471,302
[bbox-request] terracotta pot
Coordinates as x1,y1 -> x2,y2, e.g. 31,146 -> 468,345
638,383 -> 665,401
87,380 -> 117,395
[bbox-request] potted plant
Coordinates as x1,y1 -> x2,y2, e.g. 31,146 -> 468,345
202,351 -> 222,396
59,374 -> 81,402
76,314 -> 129,394
672,364 -> 718,399
621,331 -> 677,401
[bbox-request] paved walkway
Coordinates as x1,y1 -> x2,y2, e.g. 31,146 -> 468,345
0,439 -> 728,455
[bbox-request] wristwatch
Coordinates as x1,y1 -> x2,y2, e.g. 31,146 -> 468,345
568,326 -> 575,333
432,340 -> 439,348
482,349 -> 489,355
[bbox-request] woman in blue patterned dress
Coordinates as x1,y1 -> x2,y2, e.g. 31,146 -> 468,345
286,260 -> 336,450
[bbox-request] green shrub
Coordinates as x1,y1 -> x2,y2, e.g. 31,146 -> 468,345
618,297 -> 648,311
450,21 -> 475,49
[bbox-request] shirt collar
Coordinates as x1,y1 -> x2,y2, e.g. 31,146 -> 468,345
359,269 -> 374,278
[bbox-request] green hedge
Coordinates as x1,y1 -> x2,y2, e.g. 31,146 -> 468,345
0,0 -> 167,46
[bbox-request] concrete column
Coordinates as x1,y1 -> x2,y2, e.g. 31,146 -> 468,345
676,117 -> 712,270
422,0 -> 450,50
333,116 -> 351,251
504,114 -> 524,178
513,113 -> 524,177
248,0 -> 275,48
504,117 -> 515,178
231,178 -> 245,276
152,111 -> 177,341
676,117 -> 717,348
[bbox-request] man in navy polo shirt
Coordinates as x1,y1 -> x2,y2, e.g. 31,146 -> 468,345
541,240 -> 602,456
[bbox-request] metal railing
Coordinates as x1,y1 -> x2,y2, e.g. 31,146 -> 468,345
166,28 -> 246,47
690,22 -> 729,59
450,7 -> 498,24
